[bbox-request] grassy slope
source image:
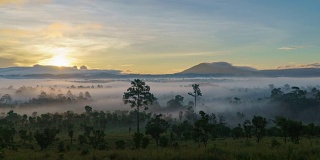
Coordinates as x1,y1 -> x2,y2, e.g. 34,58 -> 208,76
3,126 -> 320,160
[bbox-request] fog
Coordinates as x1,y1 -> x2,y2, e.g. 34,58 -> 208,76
1,77 -> 320,125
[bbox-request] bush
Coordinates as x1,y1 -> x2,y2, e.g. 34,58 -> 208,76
159,136 -> 169,147
66,145 -> 71,151
80,148 -> 89,155
58,141 -> 65,152
115,140 -> 126,149
142,137 -> 150,149
98,142 -> 108,150
0,150 -> 5,159
271,138 -> 281,149
78,135 -> 86,145
133,132 -> 144,148
172,142 -> 179,149
58,153 -> 65,160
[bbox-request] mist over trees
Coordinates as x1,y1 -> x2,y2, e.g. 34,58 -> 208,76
0,78 -> 320,159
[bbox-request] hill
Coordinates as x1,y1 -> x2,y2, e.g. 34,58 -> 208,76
179,62 -> 257,76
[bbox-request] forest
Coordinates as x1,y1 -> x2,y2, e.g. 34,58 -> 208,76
0,79 -> 320,160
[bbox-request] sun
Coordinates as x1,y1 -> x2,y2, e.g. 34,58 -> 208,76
39,48 -> 73,67
46,54 -> 71,67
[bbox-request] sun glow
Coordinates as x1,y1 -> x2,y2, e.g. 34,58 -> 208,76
39,48 -> 73,67
46,54 -> 71,67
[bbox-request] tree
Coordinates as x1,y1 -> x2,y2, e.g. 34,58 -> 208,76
145,114 -> 170,146
19,130 -> 29,144
68,130 -> 73,144
85,106 -> 92,115
0,94 -> 12,104
188,84 -> 202,112
252,116 -> 267,144
166,95 -> 184,109
192,111 -> 212,147
78,92 -> 84,100
66,90 -> 74,101
0,127 -> 16,149
123,79 -> 157,133
34,128 -> 59,151
243,119 -> 253,139
184,106 -> 196,122
89,130 -> 106,149
287,119 -> 303,143
178,111 -> 183,122
232,124 -> 244,139
271,88 -> 283,101
274,116 -> 289,143
85,91 -> 92,100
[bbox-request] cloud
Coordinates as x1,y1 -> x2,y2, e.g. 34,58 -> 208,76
0,28 -> 34,37
278,45 -> 310,50
0,57 -> 17,67
147,50 -> 233,59
277,63 -> 320,69
0,0 -> 48,6
43,22 -> 104,38
120,64 -> 134,67
0,0 -> 24,5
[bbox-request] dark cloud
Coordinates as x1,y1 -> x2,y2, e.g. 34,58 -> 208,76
277,63 -> 320,69
0,57 -> 17,67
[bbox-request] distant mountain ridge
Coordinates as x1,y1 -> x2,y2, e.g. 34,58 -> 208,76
0,65 -> 120,76
1,62 -> 320,79
179,62 -> 320,77
179,62 -> 257,75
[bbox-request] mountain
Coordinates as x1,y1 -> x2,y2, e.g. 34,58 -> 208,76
0,65 -> 121,77
1,62 -> 320,79
179,62 -> 257,75
179,62 -> 320,77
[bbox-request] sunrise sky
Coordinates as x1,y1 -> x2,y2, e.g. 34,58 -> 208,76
0,0 -> 319,74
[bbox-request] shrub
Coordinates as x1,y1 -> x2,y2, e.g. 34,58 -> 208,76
78,135 -> 86,145
58,153 -> 65,160
133,132 -> 144,148
66,145 -> 71,151
271,138 -> 281,149
172,142 -> 179,149
159,136 -> 169,147
142,137 -> 150,149
58,141 -> 65,152
80,148 -> 89,155
115,140 -> 126,149
0,150 -> 5,159
98,142 -> 108,150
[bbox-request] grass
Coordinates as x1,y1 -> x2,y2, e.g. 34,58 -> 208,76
2,126 -> 320,160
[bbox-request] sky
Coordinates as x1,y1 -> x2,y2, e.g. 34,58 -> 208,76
0,0 -> 319,74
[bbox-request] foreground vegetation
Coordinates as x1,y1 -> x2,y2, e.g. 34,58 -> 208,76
2,126 -> 320,160
1,79 -> 320,159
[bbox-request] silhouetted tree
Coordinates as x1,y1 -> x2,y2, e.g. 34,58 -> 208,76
192,111 -> 212,147
68,130 -> 73,144
252,116 -> 267,144
232,124 -> 244,139
188,84 -> 202,112
123,79 -> 156,133
243,119 -> 253,139
0,127 -> 15,149
0,94 -> 12,104
34,128 -> 59,151
274,116 -> 289,143
145,114 -> 170,146
167,95 -> 184,109
184,106 -> 196,122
